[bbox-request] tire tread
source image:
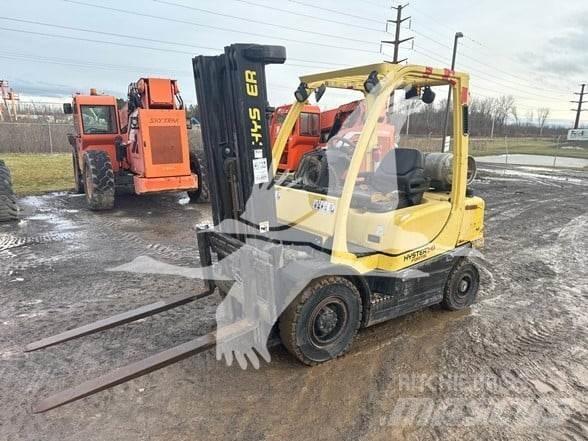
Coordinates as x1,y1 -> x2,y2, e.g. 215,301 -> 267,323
84,151 -> 115,211
279,276 -> 362,366
0,163 -> 18,222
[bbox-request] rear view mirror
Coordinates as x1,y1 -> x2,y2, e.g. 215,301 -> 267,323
364,71 -> 380,94
186,119 -> 193,130
63,103 -> 73,115
315,84 -> 326,103
295,82 -> 310,103
405,86 -> 419,100
422,86 -> 436,104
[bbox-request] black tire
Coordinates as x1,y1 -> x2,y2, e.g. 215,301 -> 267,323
441,259 -> 480,311
188,150 -> 210,203
72,151 -> 85,194
83,151 -> 115,211
279,276 -> 362,366
0,161 -> 18,222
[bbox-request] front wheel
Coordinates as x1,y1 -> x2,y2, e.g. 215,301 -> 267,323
83,151 -> 115,211
279,276 -> 362,366
0,160 -> 18,222
441,259 -> 480,311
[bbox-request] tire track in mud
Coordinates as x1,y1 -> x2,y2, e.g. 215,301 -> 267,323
95,219 -> 198,264
0,231 -> 85,277
437,176 -> 588,438
0,231 -> 80,251
485,195 -> 581,222
561,412 -> 588,441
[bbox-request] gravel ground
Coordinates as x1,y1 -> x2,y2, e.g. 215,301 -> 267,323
0,165 -> 586,441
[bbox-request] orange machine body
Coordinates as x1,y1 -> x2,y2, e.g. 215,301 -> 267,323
71,93 -> 122,172
271,100 -> 396,173
270,104 -> 321,171
70,78 -> 197,195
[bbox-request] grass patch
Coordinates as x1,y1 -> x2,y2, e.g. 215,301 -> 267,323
0,153 -> 73,196
403,137 -> 588,159
470,138 -> 588,159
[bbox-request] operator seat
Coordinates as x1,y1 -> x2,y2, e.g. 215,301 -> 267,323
372,148 -> 428,206
352,148 -> 429,211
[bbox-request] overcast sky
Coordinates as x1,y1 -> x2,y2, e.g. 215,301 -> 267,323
1,0 -> 586,124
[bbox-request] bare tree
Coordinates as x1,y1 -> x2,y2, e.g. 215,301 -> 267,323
511,105 -> 519,128
525,110 -> 534,124
537,108 -> 550,136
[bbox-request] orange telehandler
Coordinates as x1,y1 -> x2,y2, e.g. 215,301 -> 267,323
65,78 -> 207,210
269,100 -> 396,174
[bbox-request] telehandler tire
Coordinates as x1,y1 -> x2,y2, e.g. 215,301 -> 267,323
72,152 -> 85,194
0,160 -> 18,222
441,259 -> 480,311
83,151 -> 115,211
280,276 -> 362,366
188,150 -> 210,203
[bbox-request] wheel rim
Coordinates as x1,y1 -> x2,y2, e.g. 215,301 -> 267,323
308,297 -> 348,347
455,273 -> 474,300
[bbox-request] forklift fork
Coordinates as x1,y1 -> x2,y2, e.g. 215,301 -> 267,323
26,287 -> 255,413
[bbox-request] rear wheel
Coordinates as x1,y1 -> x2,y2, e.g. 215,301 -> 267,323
188,150 -> 210,203
0,160 -> 18,222
83,151 -> 115,211
442,259 -> 480,311
280,276 -> 362,366
72,151 -> 84,194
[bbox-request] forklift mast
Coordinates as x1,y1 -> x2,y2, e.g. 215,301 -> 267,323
193,44 -> 286,232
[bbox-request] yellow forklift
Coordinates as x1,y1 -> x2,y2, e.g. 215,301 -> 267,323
27,44 -> 484,411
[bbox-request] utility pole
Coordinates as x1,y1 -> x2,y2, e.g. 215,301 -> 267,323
441,32 -> 464,152
571,84 -> 586,129
381,3 -> 414,64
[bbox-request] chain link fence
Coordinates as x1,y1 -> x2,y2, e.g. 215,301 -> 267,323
0,122 -> 72,153
0,122 -> 203,153
0,121 -> 584,168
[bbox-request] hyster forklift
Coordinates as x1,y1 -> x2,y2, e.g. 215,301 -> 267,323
65,78 -> 207,210
27,44 -> 484,412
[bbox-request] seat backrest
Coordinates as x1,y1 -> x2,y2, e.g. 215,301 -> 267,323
370,148 -> 428,208
376,148 -> 424,177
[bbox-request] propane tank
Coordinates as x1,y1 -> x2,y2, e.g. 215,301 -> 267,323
423,153 -> 477,190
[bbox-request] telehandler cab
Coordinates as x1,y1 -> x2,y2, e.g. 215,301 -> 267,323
65,78 -> 207,210
27,44 -> 484,412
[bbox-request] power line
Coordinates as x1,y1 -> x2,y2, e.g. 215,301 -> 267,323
0,49 -> 188,76
409,30 -> 571,96
351,0 -> 578,96
0,16 -> 219,51
412,44 -> 570,100
62,0 -> 380,55
235,0 -> 562,99
0,49 -> 312,97
153,0 -> 376,46
410,47 -> 568,109
284,0 -> 383,24
404,7 -> 577,93
232,0 -> 383,33
0,23 -> 348,71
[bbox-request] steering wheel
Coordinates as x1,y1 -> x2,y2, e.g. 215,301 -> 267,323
327,136 -> 357,156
